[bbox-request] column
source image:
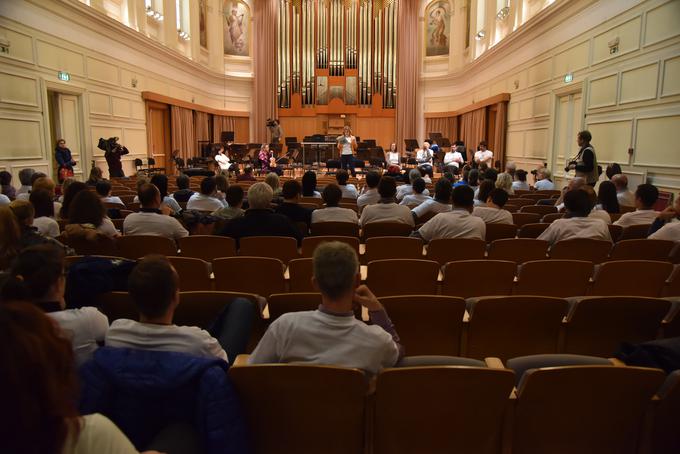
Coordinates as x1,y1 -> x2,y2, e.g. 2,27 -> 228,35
207,0 -> 224,72
189,0 -> 201,60
131,0 -> 147,35
162,0 -> 178,50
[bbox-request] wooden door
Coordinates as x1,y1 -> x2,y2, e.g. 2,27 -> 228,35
54,93 -> 83,178
146,101 -> 171,173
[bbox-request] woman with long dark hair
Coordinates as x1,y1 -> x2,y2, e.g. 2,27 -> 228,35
596,180 -> 620,214
301,170 -> 321,198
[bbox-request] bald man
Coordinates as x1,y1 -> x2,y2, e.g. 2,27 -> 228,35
611,174 -> 635,207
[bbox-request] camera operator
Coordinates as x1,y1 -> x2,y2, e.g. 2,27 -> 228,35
99,137 -> 129,178
266,118 -> 283,144
565,130 -> 598,187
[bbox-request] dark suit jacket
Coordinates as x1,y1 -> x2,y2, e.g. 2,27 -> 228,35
275,202 -> 313,226
217,209 -> 303,246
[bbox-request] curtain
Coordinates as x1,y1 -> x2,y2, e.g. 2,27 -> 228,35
194,110 -> 211,155
212,115 -> 236,143
425,117 -> 458,142
170,106 -> 195,161
459,108 -> 487,160
253,0 -> 278,142
493,101 -> 508,169
395,0 -> 419,156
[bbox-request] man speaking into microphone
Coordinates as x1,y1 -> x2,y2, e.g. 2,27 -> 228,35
337,126 -> 358,177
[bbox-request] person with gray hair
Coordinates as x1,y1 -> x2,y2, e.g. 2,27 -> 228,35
611,174 -> 635,207
217,182 -> 302,245
17,168 -> 35,196
248,241 -> 402,375
396,168 -> 430,202
534,167 -> 555,190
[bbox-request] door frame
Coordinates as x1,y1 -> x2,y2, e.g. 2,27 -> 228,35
549,81 -> 585,185
145,100 -> 172,174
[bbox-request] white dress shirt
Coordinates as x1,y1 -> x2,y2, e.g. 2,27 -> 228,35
617,190 -> 636,207
534,179 -> 555,190
49,307 -> 109,366
311,207 -> 358,224
340,184 -> 358,199
472,206 -> 514,224
474,150 -> 494,165
649,220 -> 680,242
538,217 -> 612,246
444,151 -> 464,168
214,152 -> 231,170
359,203 -> 415,227
512,181 -> 530,191
33,216 -> 60,237
412,199 -> 452,219
357,188 -> 380,210
400,193 -> 431,208
589,209 -> 612,224
613,209 -> 658,227
416,149 -> 433,165
186,193 -> 225,211
102,196 -> 124,206
123,211 -> 189,240
396,184 -> 430,202
417,209 -> 486,242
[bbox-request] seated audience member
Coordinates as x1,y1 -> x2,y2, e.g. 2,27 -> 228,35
357,171 -> 381,210
264,172 -> 282,198
538,189 -> 612,246
396,169 -> 431,202
480,167 -> 498,184
218,182 -> 302,244
418,167 -> 432,185
249,242 -> 402,375
336,169 -> 358,199
302,170 -> 321,198
123,184 -> 188,240
11,200 -> 73,254
475,180 -> 496,207
611,174 -> 636,207
18,175 -> 62,216
0,206 -> 22,269
554,177 -> 586,211
131,176 -> 150,204
649,196 -> 680,241
215,174 -> 229,201
106,256 -> 255,363
385,165 -> 404,181
0,244 -> 108,365
187,177 -> 225,212
0,170 -> 16,200
413,185 -> 485,242
58,177 -> 75,203
400,178 -> 430,208
311,184 -> 359,224
0,302 -> 143,454
454,166 -> 471,187
59,181 -> 87,219
534,167 -> 555,190
16,167 -> 35,196
236,165 -> 256,182
495,172 -> 514,195
30,189 -> 60,238
65,190 -> 119,239
95,180 -> 124,206
583,186 -> 611,224
472,188 -> 513,224
595,180 -> 620,214
275,180 -> 313,226
606,163 -> 623,180
212,185 -> 245,220
614,184 -> 659,227
86,166 -> 103,187
505,161 -> 517,179
512,169 -> 530,191
412,179 -> 452,222
360,177 -> 415,227
151,174 -> 182,214
0,192 -> 9,206
171,174 -> 194,203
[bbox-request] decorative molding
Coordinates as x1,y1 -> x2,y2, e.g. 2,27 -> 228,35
141,91 -> 249,117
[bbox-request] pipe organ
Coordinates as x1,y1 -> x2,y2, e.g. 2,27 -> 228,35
277,0 -> 398,111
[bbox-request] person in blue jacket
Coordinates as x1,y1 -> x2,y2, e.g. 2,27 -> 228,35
55,139 -> 76,183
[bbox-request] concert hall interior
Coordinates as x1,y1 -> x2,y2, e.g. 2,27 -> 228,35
1,0 -> 680,453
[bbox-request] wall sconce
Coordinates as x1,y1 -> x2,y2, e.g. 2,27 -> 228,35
0,36 -> 10,54
496,6 -> 510,20
475,30 -> 486,41
146,6 -> 164,21
608,37 -> 619,55
131,78 -> 138,88
178,30 -> 191,41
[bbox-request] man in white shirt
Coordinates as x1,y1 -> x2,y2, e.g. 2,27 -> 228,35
249,242 -> 402,375
360,176 -> 415,227
186,177 -> 225,212
611,174 -> 636,208
123,184 -> 189,240
336,169 -> 358,199
412,179 -> 452,222
512,170 -> 530,192
311,183 -> 359,224
443,145 -> 465,175
413,185 -> 486,242
400,178 -> 430,208
473,188 -> 514,224
357,171 -> 381,211
474,141 -> 494,167
538,189 -> 612,246
95,180 -> 124,206
16,168 -> 35,196
396,169 -> 431,202
107,255 -> 256,363
648,196 -> 679,241
614,184 -> 659,227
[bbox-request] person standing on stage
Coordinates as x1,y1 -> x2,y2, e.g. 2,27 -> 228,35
55,139 -> 76,183
337,126 -> 357,177
267,119 -> 283,144
566,130 -> 599,187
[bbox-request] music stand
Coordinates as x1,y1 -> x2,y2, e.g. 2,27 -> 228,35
404,139 -> 419,152
221,131 -> 234,143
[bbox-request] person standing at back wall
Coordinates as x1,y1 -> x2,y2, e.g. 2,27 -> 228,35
337,126 -> 357,177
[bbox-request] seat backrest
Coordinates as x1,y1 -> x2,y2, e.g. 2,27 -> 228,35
514,260 -> 593,297
288,258 -> 315,292
518,194 -> 545,202
549,238 -> 612,263
663,265 -> 680,298
98,291 -> 136,322
178,235 -> 236,262
238,236 -> 299,265
488,238 -> 549,263
465,296 -> 568,361
301,236 -> 360,258
310,221 -> 360,237
229,364 -> 367,454
485,223 -> 518,242
511,212 -> 541,227
378,295 -> 466,356
519,205 -> 557,216
608,224 -> 623,241
441,260 -> 516,298
364,237 -> 424,262
541,212 -> 564,223
513,366 -> 665,454
176,291 -> 259,328
517,223 -> 550,239
267,292 -> 323,320
366,259 -> 440,297
62,233 -> 119,256
507,198 -> 534,207
651,370 -> 680,454
117,235 -> 177,259
563,296 -> 671,357
619,224 -> 653,241
212,257 -> 286,297
373,367 -> 515,454
609,239 -> 674,261
362,222 -> 414,241
167,256 -> 212,291
589,260 -> 673,297
426,238 -> 486,265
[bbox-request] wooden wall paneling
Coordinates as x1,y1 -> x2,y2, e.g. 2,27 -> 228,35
145,101 -> 171,173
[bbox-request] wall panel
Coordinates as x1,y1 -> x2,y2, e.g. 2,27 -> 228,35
586,120 -> 632,164
661,56 -> 680,97
87,57 -> 120,85
635,116 -> 680,167
122,128 -> 148,155
533,94 -> 550,117
519,99 -> 534,119
554,41 -> 590,78
0,117 -> 43,159
36,40 -> 85,76
0,27 -> 34,63
528,59 -> 552,87
112,97 -> 131,118
588,74 -> 618,108
89,92 -> 111,115
506,130 -> 525,157
0,72 -> 39,108
620,63 -> 658,104
644,0 -> 680,46
524,129 -> 549,159
592,17 -> 641,64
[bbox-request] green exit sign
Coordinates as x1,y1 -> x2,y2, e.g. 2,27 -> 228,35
564,73 -> 573,83
58,71 -> 71,81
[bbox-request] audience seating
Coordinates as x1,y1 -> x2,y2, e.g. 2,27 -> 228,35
563,296 -> 671,357
364,237 -> 423,262
487,238 -> 549,263
663,266 -> 680,297
485,223 -> 518,242
670,243 -> 680,264
651,371 -> 680,454
300,197 -> 323,206
301,235 -> 360,258
588,260 -> 673,297
287,258 -> 315,292
361,222 -> 414,241
465,296 -> 567,361
238,236 -> 299,265
60,233 -> 118,256
517,223 -> 549,238
366,259 -> 439,297
426,238 -> 486,265
541,212 -> 564,223
98,291 -> 136,322
373,366 -> 515,454
213,257 -> 286,297
513,260 -> 593,297
511,366 -> 664,454
518,194 -> 545,202
339,203 -> 359,212
378,295 -> 466,356
511,212 -> 541,227
267,292 -> 322,321
310,221 -> 359,237
507,199 -> 534,208
620,205 -> 637,213
548,238 -> 612,263
441,260 -> 516,298
619,224 -> 653,241
503,204 -> 518,213
117,235 -> 177,259
298,202 -> 319,210
609,213 -> 622,223
229,364 -> 367,454
519,205 -> 558,216
506,354 -> 613,386
176,291 -> 259,328
178,236 -> 236,262
167,257 -> 212,291
609,239 -> 674,261
607,224 -> 623,241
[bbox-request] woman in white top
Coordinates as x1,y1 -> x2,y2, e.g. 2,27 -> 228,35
30,188 -> 60,238
311,183 -> 358,224
213,144 -> 232,174
0,302 -> 148,454
385,142 -> 401,168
